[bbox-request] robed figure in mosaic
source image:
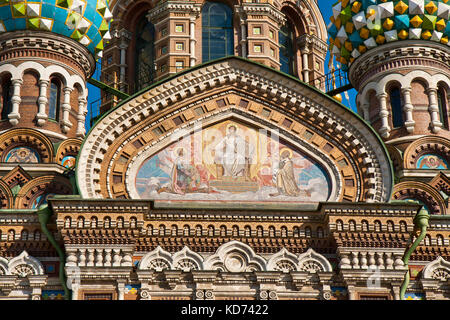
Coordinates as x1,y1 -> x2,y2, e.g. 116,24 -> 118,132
271,149 -> 301,197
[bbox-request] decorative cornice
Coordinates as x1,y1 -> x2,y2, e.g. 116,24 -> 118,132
77,57 -> 393,203
0,31 -> 95,78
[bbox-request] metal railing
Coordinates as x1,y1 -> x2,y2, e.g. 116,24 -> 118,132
310,68 -> 353,96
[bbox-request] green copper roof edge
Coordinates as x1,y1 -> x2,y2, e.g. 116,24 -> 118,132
80,56 -> 394,201
36,205 -> 70,300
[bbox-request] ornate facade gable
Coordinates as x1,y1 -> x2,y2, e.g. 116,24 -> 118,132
77,57 -> 393,204
422,256 -> 450,281
0,251 -> 44,276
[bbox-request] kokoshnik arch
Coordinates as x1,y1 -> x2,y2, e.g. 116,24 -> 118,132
0,0 -> 448,301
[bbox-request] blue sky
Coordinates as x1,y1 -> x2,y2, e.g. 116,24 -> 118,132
85,1 -> 357,131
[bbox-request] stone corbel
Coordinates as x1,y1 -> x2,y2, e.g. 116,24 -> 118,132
163,270 -> 183,290
0,276 -> 18,297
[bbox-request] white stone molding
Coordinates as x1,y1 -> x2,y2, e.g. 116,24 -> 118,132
7,251 -> 45,276
426,87 -> 443,133
139,246 -> 173,271
66,246 -> 134,268
203,240 -> 266,272
338,248 -> 406,271
61,86 -> 74,133
422,256 -> 450,281
266,248 -> 299,272
401,87 -> 415,133
77,58 -> 393,203
172,246 -> 204,272
297,248 -> 333,273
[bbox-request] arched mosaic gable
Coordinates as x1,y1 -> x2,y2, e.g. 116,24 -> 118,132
77,57 -> 393,203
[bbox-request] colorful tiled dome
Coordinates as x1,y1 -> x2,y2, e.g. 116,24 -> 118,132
0,0 -> 112,58
328,0 -> 450,70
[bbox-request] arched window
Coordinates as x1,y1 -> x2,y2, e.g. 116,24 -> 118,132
208,225 -> 215,237
117,217 -> 124,228
387,221 -> 394,232
135,16 -> 155,92
196,225 -> 203,236
232,225 -> 239,237
257,226 -> 263,237
130,217 -> 137,228
362,220 -> 369,232
48,79 -> 61,121
1,78 -> 13,120
64,217 -> 72,228
172,225 -> 178,236
244,226 -> 251,237
269,226 -> 275,237
104,217 -> 111,229
91,217 -> 98,228
437,87 -> 449,129
279,20 -> 295,76
7,229 -> 14,241
317,227 -> 324,238
77,216 -> 85,228
374,220 -> 382,232
390,87 -> 404,128
437,234 -> 444,246
424,234 -> 431,246
293,226 -> 300,238
184,225 -> 190,236
400,221 -> 407,232
34,230 -> 41,241
336,220 -> 343,231
304,226 -> 311,238
281,226 -> 287,237
159,224 -> 166,235
21,229 -> 28,241
220,225 -> 227,237
349,220 -> 356,231
147,224 -> 153,235
202,2 -> 234,62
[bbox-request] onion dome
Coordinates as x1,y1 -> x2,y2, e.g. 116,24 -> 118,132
328,0 -> 450,70
0,0 -> 112,58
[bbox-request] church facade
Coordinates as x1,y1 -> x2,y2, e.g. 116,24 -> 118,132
0,0 -> 448,300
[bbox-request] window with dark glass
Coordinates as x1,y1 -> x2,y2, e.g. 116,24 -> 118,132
1,79 -> 13,120
48,79 -> 60,121
390,87 -> 404,128
437,87 -> 449,129
135,16 -> 155,92
202,2 -> 234,62
279,20 -> 295,76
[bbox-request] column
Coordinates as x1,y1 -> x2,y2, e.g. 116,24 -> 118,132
240,16 -> 247,58
76,96 -> 87,138
362,101 -> 370,122
8,79 -> 23,126
117,280 -> 126,300
302,49 -> 310,83
189,17 -> 197,67
61,87 -> 73,133
36,79 -> 49,126
427,87 -> 443,133
401,87 -> 415,133
377,92 -> 390,138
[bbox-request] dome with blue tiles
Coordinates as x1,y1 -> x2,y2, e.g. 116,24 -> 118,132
0,0 -> 112,58
328,0 -> 450,70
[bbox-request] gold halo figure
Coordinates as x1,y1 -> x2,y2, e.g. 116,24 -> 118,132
226,123 -> 239,133
173,146 -> 187,158
279,147 -> 293,159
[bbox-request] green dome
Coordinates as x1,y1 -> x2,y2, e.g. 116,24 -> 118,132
0,0 -> 112,58
328,0 -> 450,70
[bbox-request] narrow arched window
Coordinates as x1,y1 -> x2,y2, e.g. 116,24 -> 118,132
374,220 -> 382,232
317,227 -> 324,238
257,226 -> 263,237
104,217 -> 111,229
349,220 -> 356,231
208,225 -> 215,237
232,225 -> 239,237
172,225 -> 178,236
293,226 -> 300,238
437,234 -> 444,246
220,225 -> 227,237
202,2 -> 234,62
7,229 -> 15,241
437,87 -> 449,129
400,221 -> 407,232
362,220 -> 369,232
48,79 -> 61,121
269,226 -> 275,237
184,225 -> 190,236
279,20 -> 295,76
117,217 -> 124,228
1,78 -> 13,120
77,216 -> 85,228
336,220 -> 343,231
424,235 -> 431,246
196,225 -> 203,236
64,217 -> 72,228
390,87 -> 404,128
91,217 -> 98,228
245,226 -> 251,237
135,16 -> 155,92
159,224 -> 166,235
305,226 -> 312,238
281,226 -> 287,237
130,217 -> 137,228
387,221 -> 394,232
21,229 -> 28,241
